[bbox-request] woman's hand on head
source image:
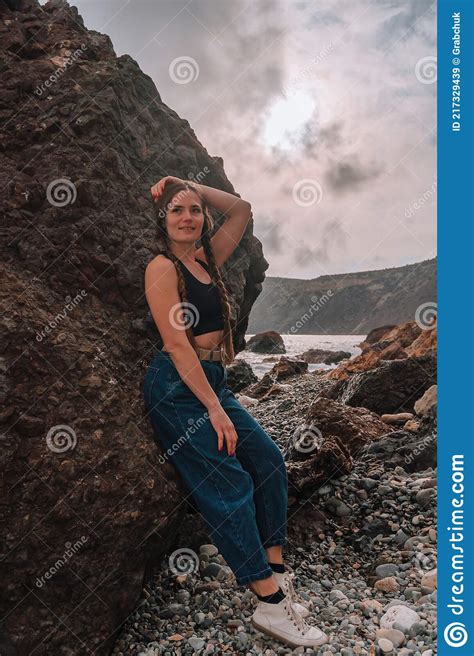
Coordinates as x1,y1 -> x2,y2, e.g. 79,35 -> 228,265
150,176 -> 183,201
208,404 -> 238,456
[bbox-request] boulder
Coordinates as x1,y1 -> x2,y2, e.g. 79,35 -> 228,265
226,359 -> 258,393
360,324 -> 398,350
0,3 -> 268,654
245,330 -> 285,354
285,397 -> 391,493
406,327 -> 437,357
328,321 -> 436,382
296,348 -> 351,365
361,322 -> 423,351
285,436 -> 354,496
245,356 -> 308,399
328,354 -> 437,414
361,413 -> 437,472
377,341 -> 408,360
414,385 -> 437,417
304,397 -> 391,453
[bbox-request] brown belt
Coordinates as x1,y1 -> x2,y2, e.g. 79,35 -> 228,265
161,346 -> 224,362
195,346 -> 224,362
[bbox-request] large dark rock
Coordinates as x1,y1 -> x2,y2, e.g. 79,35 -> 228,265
328,354 -> 437,414
360,324 -> 397,349
296,348 -> 351,365
226,359 -> 258,393
245,330 -> 285,354
1,0 -> 24,10
0,2 -> 268,654
285,397 -> 390,494
245,356 -> 308,399
286,436 -> 354,497
327,321 -> 436,382
361,413 -> 437,473
305,397 -> 392,453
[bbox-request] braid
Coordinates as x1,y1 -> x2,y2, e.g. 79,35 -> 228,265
154,180 -> 236,365
200,230 -> 236,365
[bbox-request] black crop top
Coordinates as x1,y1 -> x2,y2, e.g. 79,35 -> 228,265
176,258 -> 225,336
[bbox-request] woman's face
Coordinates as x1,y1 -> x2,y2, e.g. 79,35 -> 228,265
165,189 -> 204,243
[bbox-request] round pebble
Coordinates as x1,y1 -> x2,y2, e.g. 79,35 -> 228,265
378,637 -> 394,653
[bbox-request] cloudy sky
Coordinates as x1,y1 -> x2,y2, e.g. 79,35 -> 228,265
63,0 -> 436,278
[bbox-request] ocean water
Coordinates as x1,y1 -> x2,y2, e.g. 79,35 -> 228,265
235,334 -> 366,378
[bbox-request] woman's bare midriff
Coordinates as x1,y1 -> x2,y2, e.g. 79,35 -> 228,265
162,330 -> 223,354
194,329 -> 224,351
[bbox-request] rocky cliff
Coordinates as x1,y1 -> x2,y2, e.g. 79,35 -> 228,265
0,1 -> 267,653
248,258 -> 436,335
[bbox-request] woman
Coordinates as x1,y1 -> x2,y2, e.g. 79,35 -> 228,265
143,176 -> 328,648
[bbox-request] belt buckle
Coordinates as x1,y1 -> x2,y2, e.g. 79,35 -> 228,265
198,346 -> 211,361
196,346 -> 222,362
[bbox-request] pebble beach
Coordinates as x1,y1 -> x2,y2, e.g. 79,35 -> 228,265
111,370 -> 437,656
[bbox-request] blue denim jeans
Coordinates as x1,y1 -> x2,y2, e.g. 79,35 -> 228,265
143,349 -> 288,586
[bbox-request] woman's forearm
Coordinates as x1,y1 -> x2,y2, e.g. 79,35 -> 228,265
167,343 -> 221,410
193,183 -> 251,217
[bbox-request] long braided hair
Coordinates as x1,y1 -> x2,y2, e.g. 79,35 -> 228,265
154,180 -> 236,365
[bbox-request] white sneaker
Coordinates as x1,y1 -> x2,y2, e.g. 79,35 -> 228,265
251,593 -> 328,648
273,570 -> 312,618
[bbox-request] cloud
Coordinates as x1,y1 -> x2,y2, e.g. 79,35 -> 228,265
325,154 -> 384,193
374,0 -> 436,49
68,0 -> 436,278
253,213 -> 285,254
292,217 -> 348,268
